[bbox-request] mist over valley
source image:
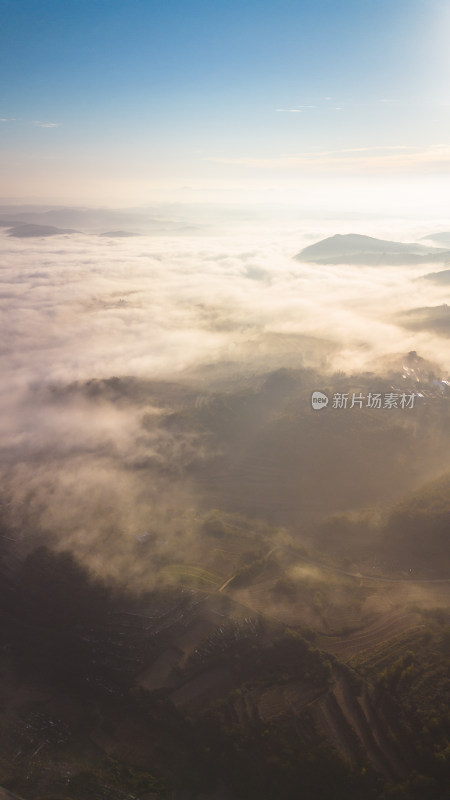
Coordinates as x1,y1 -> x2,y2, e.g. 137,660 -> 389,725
0,206 -> 449,799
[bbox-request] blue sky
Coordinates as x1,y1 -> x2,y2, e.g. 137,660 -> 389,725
1,0 -> 449,207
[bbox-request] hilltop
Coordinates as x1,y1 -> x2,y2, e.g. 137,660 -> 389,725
295,233 -> 449,265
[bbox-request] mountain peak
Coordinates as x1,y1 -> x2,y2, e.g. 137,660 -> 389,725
295,233 -> 448,265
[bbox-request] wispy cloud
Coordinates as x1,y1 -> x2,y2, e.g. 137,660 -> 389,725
0,117 -> 16,122
205,144 -> 450,173
276,106 -> 316,113
33,121 -> 61,128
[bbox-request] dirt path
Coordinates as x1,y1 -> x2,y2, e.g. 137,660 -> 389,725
295,553 -> 450,585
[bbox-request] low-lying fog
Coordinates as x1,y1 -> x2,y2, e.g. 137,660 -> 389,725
1,204 -> 449,585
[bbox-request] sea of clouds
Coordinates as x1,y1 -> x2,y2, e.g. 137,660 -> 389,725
0,207 -> 448,584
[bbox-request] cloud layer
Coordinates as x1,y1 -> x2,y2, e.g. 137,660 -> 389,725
1,209 -> 449,585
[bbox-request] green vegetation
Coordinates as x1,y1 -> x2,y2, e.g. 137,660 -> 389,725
353,611 -> 450,798
2,461 -> 450,798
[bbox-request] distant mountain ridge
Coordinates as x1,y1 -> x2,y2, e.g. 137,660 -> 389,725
295,233 -> 450,265
422,231 -> 450,247
4,222 -> 78,238
422,268 -> 450,284
398,304 -> 450,336
99,230 -> 140,237
0,204 -> 188,235
0,221 -> 138,238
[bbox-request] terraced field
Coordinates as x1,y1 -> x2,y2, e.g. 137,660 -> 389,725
310,669 -> 409,780
160,564 -> 222,589
192,654 -> 412,785
319,610 -> 422,662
